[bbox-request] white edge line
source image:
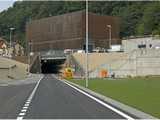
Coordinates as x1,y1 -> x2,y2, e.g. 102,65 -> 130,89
16,75 -> 44,120
61,80 -> 135,120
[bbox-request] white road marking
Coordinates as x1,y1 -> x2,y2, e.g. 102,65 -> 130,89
16,75 -> 43,120
19,113 -> 26,116
27,99 -> 31,102
61,80 -> 135,120
24,103 -> 29,107
17,117 -> 23,120
21,109 -> 27,112
26,101 -> 30,104
23,106 -> 28,109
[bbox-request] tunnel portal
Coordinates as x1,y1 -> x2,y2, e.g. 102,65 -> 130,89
41,59 -> 66,74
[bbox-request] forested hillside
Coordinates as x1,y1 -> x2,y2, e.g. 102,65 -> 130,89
89,1 -> 160,37
0,1 -> 85,47
0,1 -> 160,47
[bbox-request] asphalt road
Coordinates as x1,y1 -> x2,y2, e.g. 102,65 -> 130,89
0,84 -> 35,119
0,74 -> 134,119
24,74 -> 127,119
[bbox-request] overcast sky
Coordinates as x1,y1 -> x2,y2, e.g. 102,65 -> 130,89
0,0 -> 15,13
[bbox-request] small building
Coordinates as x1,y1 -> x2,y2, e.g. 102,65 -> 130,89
14,42 -> 24,56
122,36 -> 160,53
0,38 -> 8,56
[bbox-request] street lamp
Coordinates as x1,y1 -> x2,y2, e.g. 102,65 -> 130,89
9,27 -> 15,57
28,51 -> 34,75
27,40 -> 34,75
85,0 -> 89,88
107,25 -> 112,49
9,27 -> 15,78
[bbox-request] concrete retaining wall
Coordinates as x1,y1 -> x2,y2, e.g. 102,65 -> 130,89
72,49 -> 160,78
0,57 -> 28,80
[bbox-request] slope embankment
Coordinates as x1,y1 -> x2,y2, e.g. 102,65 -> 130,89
0,57 -> 28,80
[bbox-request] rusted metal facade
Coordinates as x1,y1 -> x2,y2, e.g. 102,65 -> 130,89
88,12 -> 120,48
26,11 -> 120,52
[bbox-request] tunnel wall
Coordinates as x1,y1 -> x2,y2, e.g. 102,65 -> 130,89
30,55 -> 41,73
41,59 -> 66,74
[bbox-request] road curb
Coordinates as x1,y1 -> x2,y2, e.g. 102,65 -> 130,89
63,79 -> 158,119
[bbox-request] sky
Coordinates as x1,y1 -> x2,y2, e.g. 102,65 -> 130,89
0,0 -> 15,13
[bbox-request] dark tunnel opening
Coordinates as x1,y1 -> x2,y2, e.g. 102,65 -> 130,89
41,59 -> 66,74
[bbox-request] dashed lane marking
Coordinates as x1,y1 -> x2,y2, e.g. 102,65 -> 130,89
21,109 -> 27,112
22,107 -> 27,110
19,113 -> 26,116
16,75 -> 43,120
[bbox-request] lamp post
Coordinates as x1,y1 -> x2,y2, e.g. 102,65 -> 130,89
28,42 -> 30,75
9,27 -> 15,77
85,0 -> 89,87
107,25 -> 112,49
28,41 -> 34,75
9,27 -> 15,57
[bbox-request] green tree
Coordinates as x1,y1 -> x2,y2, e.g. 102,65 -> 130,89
0,1 -> 85,47
136,2 -> 160,35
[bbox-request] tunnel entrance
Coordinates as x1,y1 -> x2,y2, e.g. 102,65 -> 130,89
41,59 -> 66,74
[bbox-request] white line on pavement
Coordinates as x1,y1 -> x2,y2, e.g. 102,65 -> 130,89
61,80 -> 135,120
16,116 -> 23,120
24,103 -> 30,107
19,113 -> 26,116
21,109 -> 27,112
26,101 -> 31,104
16,75 -> 43,120
23,106 -> 28,109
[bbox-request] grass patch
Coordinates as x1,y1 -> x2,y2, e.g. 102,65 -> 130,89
68,77 -> 160,118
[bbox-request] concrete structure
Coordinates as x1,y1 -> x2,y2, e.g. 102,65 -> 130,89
0,38 -> 8,56
122,36 -> 160,53
0,57 -> 28,80
26,11 -> 121,73
76,36 -> 160,77
71,48 -> 160,78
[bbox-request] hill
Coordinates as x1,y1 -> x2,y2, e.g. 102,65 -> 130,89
0,1 -> 85,48
89,1 -> 160,37
0,1 -> 160,49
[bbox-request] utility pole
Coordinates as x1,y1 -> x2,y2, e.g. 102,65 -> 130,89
85,0 -> 89,88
